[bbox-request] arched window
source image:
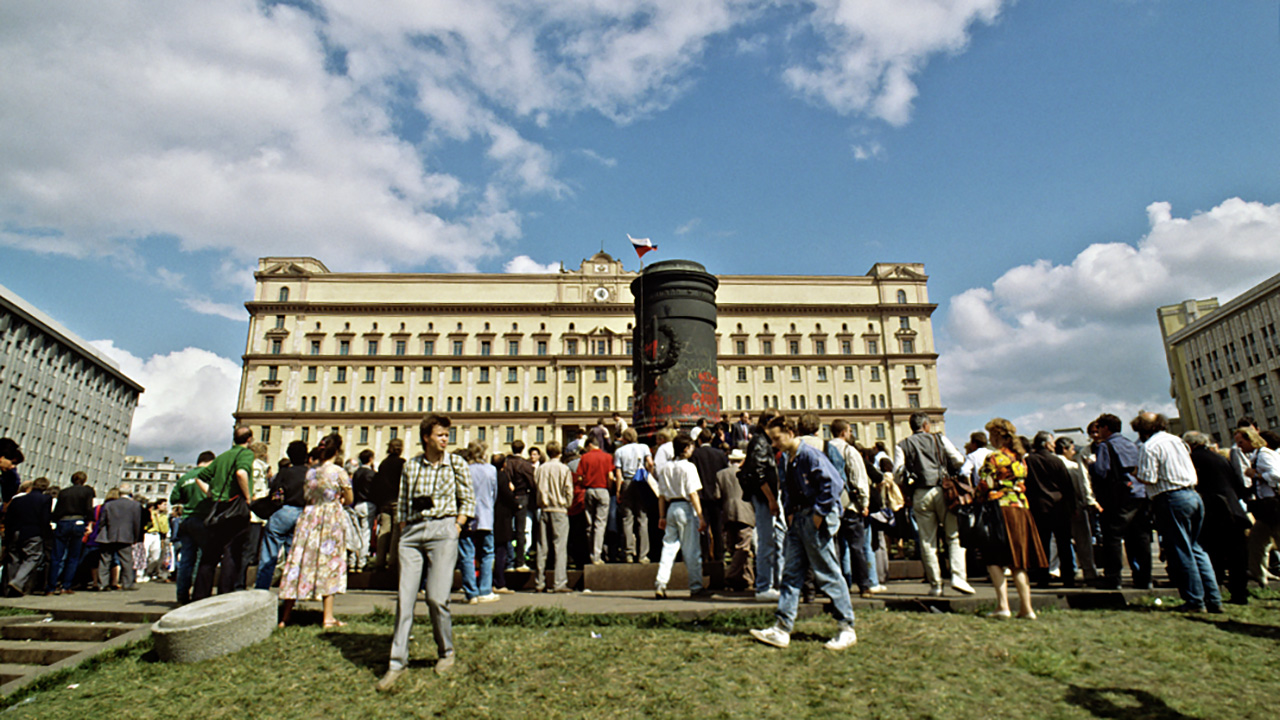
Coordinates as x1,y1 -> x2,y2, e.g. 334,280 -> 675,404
602,396 -> 610,411
591,396 -> 600,412
880,394 -> 886,408
843,395 -> 850,409
896,289 -> 907,304
278,287 -> 289,302
853,395 -> 859,409
567,397 -> 575,412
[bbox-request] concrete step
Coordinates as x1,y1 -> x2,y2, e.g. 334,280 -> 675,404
47,608 -> 168,624
0,640 -> 100,666
0,663 -> 41,684
1,621 -> 142,643
344,559 -> 924,592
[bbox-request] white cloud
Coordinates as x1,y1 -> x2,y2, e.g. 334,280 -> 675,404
783,0 -> 1009,125
91,340 -> 242,462
576,149 -> 618,168
0,0 -> 1013,278
939,198 -> 1280,433
503,255 -> 561,273
180,298 -> 245,322
675,218 -> 702,235
852,141 -> 883,160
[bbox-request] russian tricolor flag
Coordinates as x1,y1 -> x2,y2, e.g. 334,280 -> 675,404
628,234 -> 657,259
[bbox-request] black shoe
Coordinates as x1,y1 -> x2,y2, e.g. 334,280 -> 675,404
1171,603 -> 1205,613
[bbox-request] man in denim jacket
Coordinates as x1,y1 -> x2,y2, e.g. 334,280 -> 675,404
750,413 -> 858,651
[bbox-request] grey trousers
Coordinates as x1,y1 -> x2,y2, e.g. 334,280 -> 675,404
98,542 -> 136,589
585,488 -> 611,563
389,518 -> 458,671
6,536 -> 45,592
536,511 -> 569,591
619,482 -> 650,561
1071,508 -> 1098,580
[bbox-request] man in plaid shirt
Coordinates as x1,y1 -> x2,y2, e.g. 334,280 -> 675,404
378,414 -> 475,691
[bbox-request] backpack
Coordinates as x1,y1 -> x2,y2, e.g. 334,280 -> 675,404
824,440 -> 854,511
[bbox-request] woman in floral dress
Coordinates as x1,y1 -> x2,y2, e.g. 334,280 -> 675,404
277,434 -> 353,628
977,418 -> 1048,620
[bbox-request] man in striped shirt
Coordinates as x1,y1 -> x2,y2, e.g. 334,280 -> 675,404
1132,412 -> 1221,613
378,414 -> 475,692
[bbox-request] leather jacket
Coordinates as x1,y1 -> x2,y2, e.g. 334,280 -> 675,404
739,429 -> 778,503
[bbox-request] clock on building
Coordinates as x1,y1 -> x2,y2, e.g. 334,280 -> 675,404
592,286 -> 610,302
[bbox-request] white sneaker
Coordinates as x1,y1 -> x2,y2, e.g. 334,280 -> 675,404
475,593 -> 501,603
868,585 -> 888,594
951,578 -> 976,595
754,589 -> 780,602
749,625 -> 790,648
928,586 -> 944,597
824,627 -> 858,650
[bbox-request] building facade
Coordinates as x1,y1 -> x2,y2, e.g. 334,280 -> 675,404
121,456 -> 193,501
0,283 -> 143,493
234,254 -> 946,461
1161,271 -> 1280,444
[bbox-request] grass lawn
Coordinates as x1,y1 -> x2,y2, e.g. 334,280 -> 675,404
4,596 -> 1279,719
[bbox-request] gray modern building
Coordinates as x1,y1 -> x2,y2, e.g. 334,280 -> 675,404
1160,271 -> 1280,444
0,282 -> 144,493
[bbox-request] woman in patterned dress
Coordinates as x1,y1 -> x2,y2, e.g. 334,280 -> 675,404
277,434 -> 353,628
977,418 -> 1048,620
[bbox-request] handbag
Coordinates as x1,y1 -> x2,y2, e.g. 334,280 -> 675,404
934,435 -> 974,510
956,500 -> 1007,551
205,495 -> 250,531
249,487 -> 284,521
203,447 -> 253,531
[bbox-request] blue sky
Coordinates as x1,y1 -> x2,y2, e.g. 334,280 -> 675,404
3,1 -> 1279,460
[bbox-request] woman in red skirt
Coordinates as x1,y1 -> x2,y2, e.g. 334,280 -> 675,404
977,418 -> 1048,619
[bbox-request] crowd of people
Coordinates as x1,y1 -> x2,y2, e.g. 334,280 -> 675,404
2,402 -> 1276,680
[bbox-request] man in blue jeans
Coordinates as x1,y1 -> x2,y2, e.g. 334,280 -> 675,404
169,451 -> 215,604
256,441 -> 311,589
1132,412 -> 1222,613
48,471 -> 94,594
739,409 -> 785,602
750,413 -> 858,651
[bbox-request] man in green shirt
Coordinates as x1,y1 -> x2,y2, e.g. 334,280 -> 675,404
191,426 -> 255,601
170,451 -> 215,605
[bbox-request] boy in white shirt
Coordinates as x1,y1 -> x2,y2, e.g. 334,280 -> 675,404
654,433 -> 708,598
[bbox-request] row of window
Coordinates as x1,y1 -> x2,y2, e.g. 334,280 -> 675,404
1188,322 -> 1279,389
276,393 -> 628,414
279,365 -> 631,385
271,363 -> 920,386
267,334 -> 923,358
730,392 -> 919,412
1200,371 -> 1278,429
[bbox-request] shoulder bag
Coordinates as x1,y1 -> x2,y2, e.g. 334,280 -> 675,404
936,435 -> 975,511
205,448 -> 252,531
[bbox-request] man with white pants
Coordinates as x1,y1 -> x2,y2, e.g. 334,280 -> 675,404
377,414 -> 475,692
894,412 -> 973,596
654,433 -> 707,598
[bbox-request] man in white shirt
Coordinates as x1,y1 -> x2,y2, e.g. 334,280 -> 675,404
958,431 -> 992,486
1132,412 -> 1220,612
1236,426 -> 1280,588
654,433 -> 707,598
613,428 -> 656,563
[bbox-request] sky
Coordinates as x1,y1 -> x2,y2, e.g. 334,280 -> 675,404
3,0 -> 1280,461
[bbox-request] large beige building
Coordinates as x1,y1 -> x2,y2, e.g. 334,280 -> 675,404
1160,271 -> 1280,444
234,254 -> 946,460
